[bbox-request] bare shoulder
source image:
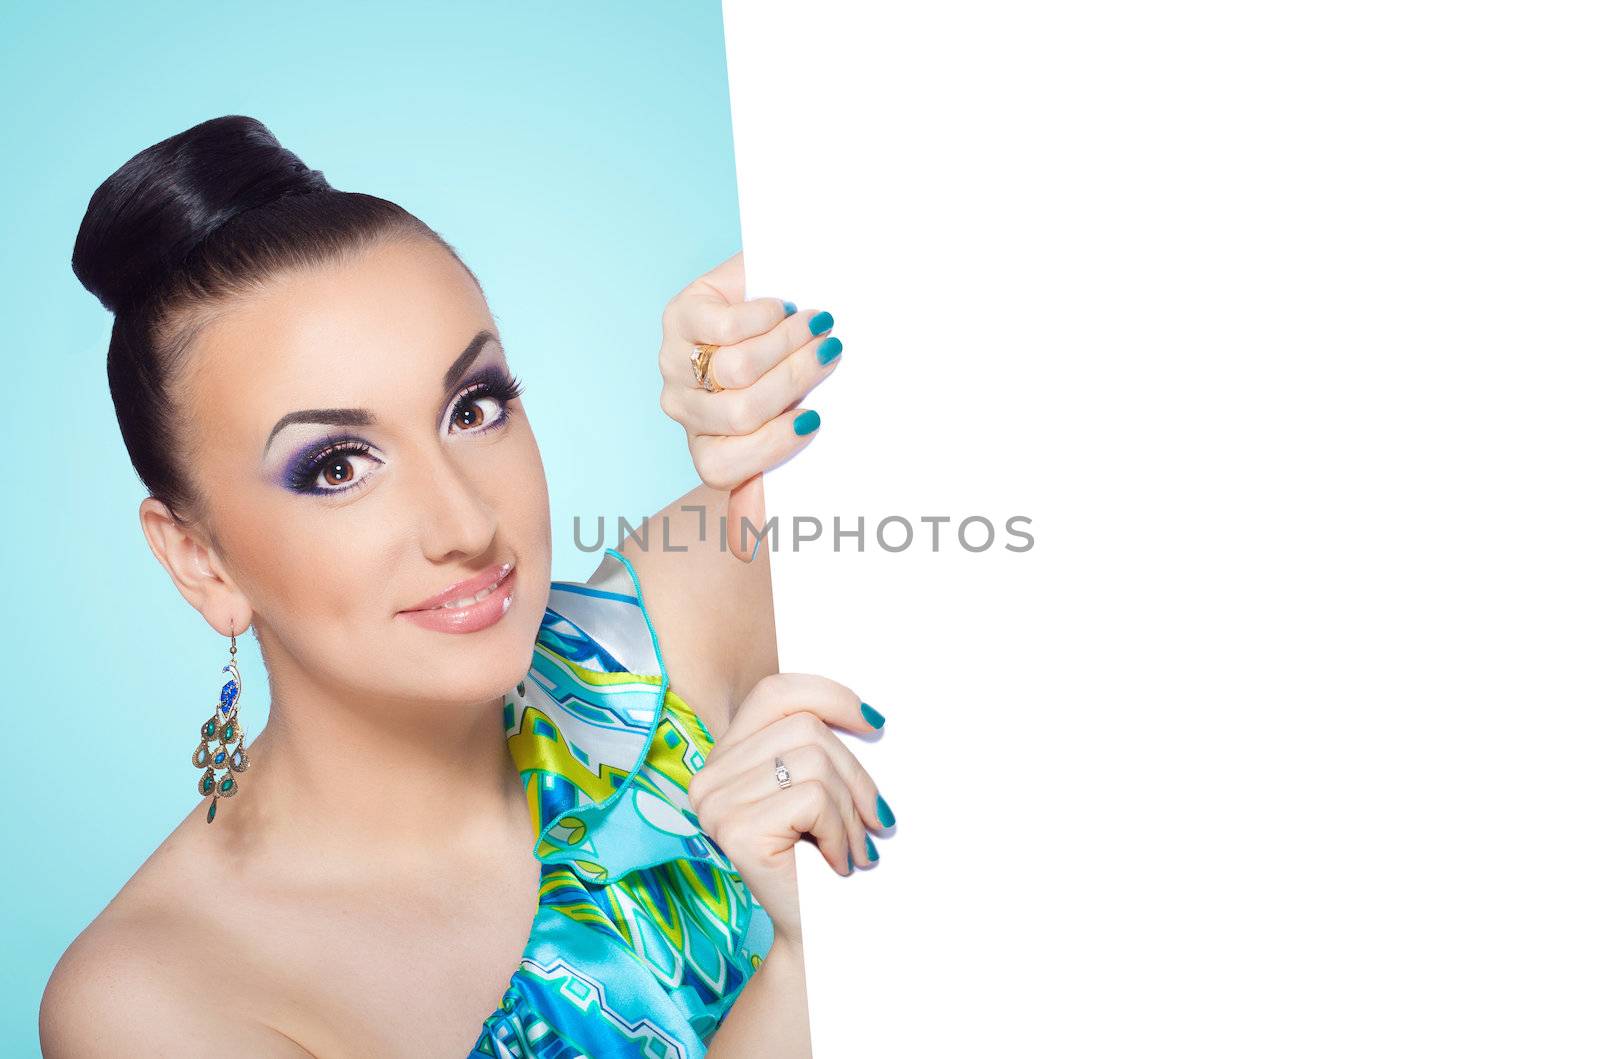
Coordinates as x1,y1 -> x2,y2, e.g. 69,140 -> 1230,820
39,821 -> 310,1058
41,909 -> 308,1058
614,482 -> 779,737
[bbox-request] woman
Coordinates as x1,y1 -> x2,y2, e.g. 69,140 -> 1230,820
39,115 -> 892,1058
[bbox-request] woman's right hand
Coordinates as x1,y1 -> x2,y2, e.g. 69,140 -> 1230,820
685,673 -> 891,947
658,250 -> 843,563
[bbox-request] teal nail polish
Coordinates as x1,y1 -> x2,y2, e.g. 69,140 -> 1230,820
793,409 -> 821,436
846,849 -> 854,872
817,336 -> 843,365
865,834 -> 879,862
875,793 -> 895,828
782,300 -> 797,316
808,310 -> 834,336
860,701 -> 885,728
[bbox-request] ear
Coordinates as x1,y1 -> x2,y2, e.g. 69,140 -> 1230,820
139,497 -> 253,638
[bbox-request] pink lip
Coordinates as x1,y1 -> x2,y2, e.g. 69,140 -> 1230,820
398,562 -> 517,635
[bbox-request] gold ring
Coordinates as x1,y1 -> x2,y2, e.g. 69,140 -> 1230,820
691,343 -> 724,393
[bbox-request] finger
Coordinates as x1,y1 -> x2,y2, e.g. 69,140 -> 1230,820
688,407 -> 822,492
726,474 -> 766,564
694,308 -> 834,392
728,778 -> 854,877
696,743 -> 862,875
657,302 -> 808,425
691,249 -> 746,306
672,292 -> 792,351
673,328 -> 842,438
697,707 -> 888,837
722,673 -> 878,745
659,308 -> 835,434
735,745 -> 871,873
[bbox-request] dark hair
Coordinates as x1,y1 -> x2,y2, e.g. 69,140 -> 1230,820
71,114 -> 464,523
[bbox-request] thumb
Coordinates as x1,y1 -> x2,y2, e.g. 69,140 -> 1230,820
727,472 -> 767,563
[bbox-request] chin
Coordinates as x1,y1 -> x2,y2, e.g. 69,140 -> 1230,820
405,596 -> 543,698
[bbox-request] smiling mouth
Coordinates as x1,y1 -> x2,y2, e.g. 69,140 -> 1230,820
397,561 -> 519,635
401,561 -> 515,613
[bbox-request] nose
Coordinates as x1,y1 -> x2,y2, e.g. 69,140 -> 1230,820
409,442 -> 500,565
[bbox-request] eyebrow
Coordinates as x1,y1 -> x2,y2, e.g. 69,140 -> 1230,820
261,330 -> 500,458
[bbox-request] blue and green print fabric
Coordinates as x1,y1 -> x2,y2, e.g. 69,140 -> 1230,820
472,547 -> 773,1058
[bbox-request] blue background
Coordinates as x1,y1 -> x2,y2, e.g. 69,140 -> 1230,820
0,1 -> 740,1048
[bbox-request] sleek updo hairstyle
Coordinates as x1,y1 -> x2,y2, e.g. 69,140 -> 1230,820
71,114 -> 470,525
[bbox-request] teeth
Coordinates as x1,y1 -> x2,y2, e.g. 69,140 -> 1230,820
438,565 -> 513,609
442,586 -> 493,608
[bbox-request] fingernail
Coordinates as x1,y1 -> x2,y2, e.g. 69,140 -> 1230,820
817,336 -> 843,365
865,834 -> 879,862
875,793 -> 895,828
808,310 -> 834,336
782,300 -> 797,316
846,849 -> 855,873
859,701 -> 885,728
793,409 -> 821,436
750,536 -> 762,559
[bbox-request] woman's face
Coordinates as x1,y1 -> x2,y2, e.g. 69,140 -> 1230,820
163,235 -> 552,717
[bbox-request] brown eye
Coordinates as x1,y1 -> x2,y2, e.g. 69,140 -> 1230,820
448,390 -> 511,434
288,441 -> 380,495
445,372 -> 522,436
323,458 -> 354,486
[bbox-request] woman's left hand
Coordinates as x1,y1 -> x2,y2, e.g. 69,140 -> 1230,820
659,250 -> 843,562
685,673 -> 888,949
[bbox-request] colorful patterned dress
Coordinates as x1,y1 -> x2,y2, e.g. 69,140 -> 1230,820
472,547 -> 774,1058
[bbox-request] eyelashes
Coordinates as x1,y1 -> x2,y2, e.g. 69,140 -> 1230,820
285,438 -> 379,494
448,368 -> 526,435
283,367 -> 527,496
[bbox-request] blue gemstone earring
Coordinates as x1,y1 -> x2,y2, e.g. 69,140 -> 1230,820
190,625 -> 251,823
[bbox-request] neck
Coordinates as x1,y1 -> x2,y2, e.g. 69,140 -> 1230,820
223,649 -> 530,877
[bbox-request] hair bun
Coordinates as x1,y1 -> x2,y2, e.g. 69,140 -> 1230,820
71,114 -> 332,316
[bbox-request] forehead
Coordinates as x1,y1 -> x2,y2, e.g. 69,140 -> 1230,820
184,237 -> 490,423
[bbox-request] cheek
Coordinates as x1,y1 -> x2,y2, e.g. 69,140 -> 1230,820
498,423 -> 550,536
247,504 -> 407,626
190,446 -> 394,626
